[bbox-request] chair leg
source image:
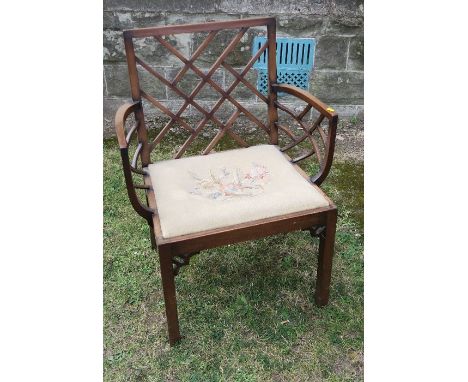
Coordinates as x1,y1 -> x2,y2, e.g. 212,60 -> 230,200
149,223 -> 156,250
315,209 -> 337,307
158,247 -> 181,346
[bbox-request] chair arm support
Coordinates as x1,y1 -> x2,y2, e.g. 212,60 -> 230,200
120,149 -> 154,223
272,84 -> 338,186
114,100 -> 142,149
114,101 -> 154,223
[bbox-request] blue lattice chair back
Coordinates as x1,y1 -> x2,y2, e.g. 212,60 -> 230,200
252,36 -> 316,95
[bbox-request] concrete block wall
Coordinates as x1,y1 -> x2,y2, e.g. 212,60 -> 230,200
103,0 -> 364,136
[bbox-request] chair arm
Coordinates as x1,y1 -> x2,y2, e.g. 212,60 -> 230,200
115,101 -> 142,149
272,84 -> 337,120
114,101 -> 154,223
272,84 -> 338,186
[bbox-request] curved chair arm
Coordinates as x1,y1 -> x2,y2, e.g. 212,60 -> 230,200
272,84 -> 338,186
114,101 -> 154,223
115,101 -> 142,148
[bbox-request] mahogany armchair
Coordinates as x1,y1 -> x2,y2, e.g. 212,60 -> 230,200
113,17 -> 338,346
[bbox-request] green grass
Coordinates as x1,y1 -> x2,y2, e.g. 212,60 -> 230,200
104,138 -> 364,381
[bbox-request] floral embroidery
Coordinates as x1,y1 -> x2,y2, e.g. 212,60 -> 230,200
189,163 -> 270,200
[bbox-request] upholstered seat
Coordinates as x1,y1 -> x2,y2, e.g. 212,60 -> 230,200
148,145 -> 331,238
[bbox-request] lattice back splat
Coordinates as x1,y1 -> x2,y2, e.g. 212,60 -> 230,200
122,18 -> 279,164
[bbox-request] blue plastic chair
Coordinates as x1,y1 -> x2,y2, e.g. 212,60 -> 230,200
252,36 -> 316,95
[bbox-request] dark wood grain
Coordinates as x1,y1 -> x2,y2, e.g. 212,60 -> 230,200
158,246 -> 181,345
124,17 -> 275,38
267,21 -> 279,144
315,209 -> 337,306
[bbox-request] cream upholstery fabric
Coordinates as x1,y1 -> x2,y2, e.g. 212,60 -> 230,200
148,145 -> 330,238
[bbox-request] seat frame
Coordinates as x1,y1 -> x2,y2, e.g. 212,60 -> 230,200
113,17 -> 338,346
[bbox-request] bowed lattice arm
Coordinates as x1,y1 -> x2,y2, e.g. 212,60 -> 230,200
114,101 -> 154,223
272,83 -> 338,186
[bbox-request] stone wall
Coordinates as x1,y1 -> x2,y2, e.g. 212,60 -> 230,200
103,0 -> 363,136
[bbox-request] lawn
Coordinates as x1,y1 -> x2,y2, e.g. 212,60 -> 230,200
103,130 -> 364,381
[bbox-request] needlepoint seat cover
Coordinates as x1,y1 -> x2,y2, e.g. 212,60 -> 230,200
147,145 -> 330,238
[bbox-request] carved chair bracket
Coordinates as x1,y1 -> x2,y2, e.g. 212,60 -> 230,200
310,225 -> 326,239
172,252 -> 200,276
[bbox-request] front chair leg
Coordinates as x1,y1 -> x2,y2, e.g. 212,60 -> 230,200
315,209 -> 337,307
158,246 -> 181,346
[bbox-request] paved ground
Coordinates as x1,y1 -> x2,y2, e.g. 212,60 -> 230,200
334,120 -> 364,162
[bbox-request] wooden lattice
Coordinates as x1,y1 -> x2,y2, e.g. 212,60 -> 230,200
276,99 -> 327,164
123,20 -> 277,162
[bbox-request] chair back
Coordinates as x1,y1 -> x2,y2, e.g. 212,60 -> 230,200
121,17 -> 279,166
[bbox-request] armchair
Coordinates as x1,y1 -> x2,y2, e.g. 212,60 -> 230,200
113,17 -> 338,345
